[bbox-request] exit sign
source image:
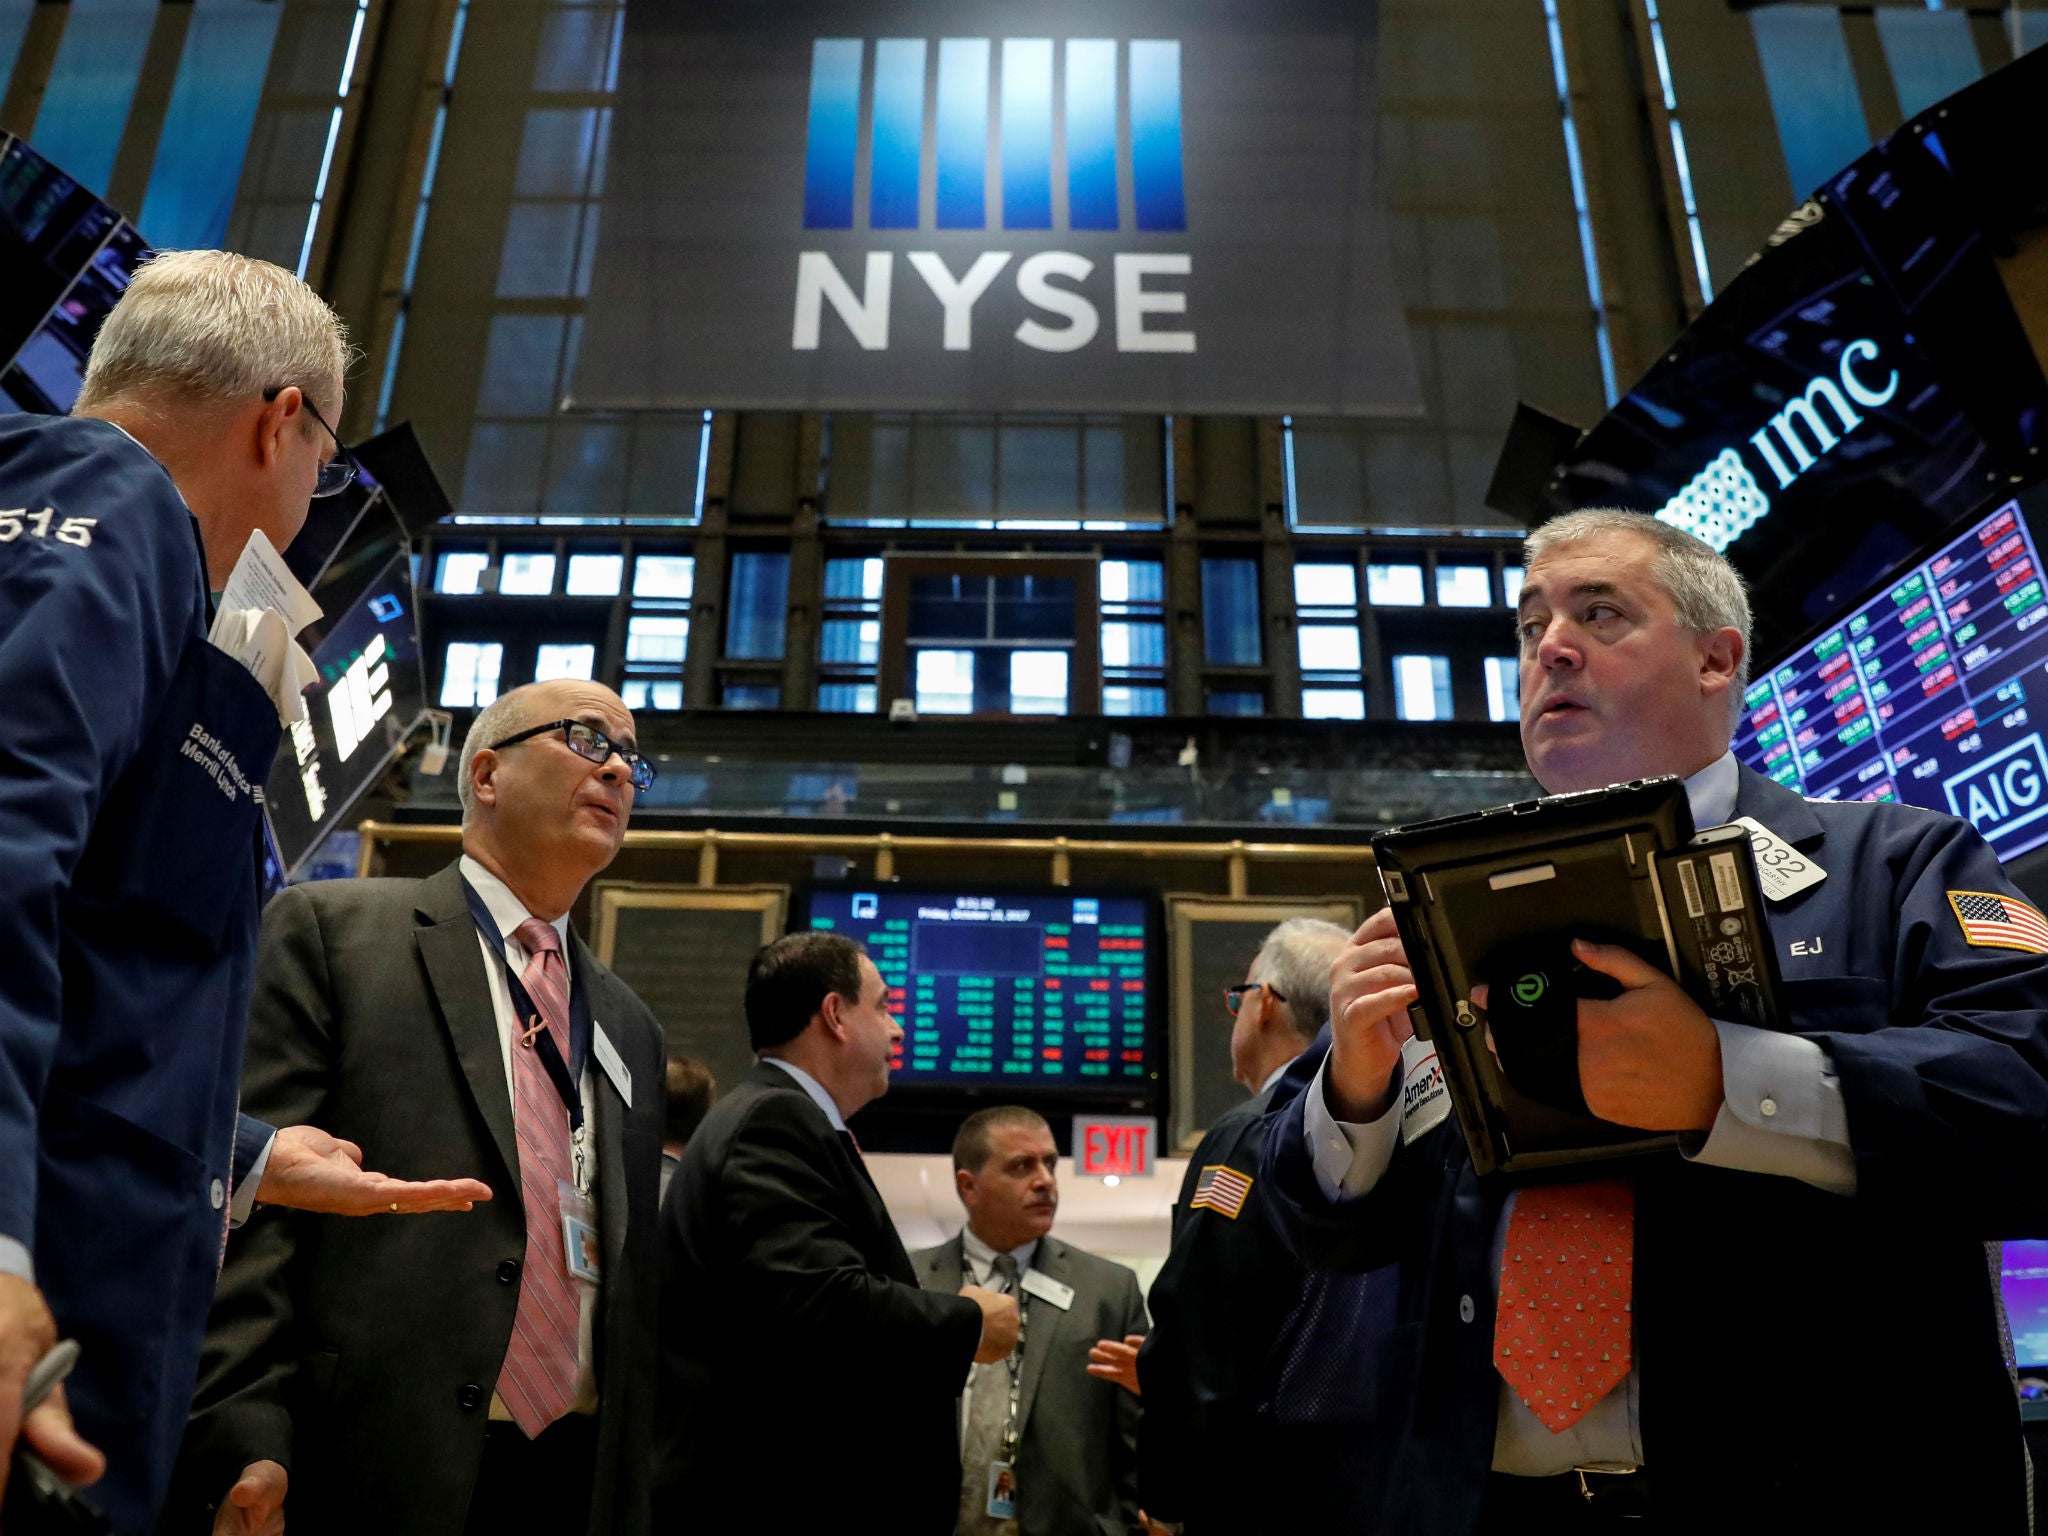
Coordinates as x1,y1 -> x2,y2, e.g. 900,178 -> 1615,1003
1075,1115 -> 1157,1178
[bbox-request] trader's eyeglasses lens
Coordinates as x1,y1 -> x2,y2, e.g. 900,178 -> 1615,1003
564,722 -> 657,791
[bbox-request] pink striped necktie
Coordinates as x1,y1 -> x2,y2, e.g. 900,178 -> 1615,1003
495,916 -> 582,1438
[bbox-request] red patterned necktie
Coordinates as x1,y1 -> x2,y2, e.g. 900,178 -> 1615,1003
494,917 -> 582,1438
1494,1178 -> 1634,1432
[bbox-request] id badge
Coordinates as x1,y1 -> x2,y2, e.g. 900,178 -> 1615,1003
985,1461 -> 1017,1519
557,1179 -> 601,1284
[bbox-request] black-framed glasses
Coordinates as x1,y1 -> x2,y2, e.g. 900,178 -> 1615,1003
262,386 -> 358,498
1224,981 -> 1287,1013
491,718 -> 657,791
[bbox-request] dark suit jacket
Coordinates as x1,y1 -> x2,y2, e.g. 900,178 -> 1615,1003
912,1233 -> 1147,1536
166,861 -> 666,1536
1262,768 -> 2048,1535
654,1061 -> 984,1534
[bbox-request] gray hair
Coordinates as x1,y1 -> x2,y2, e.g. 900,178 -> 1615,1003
1250,918 -> 1352,1041
75,249 -> 350,416
457,686 -> 546,825
1524,508 -> 1754,714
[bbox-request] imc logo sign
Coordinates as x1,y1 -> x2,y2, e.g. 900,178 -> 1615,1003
1654,338 -> 1901,553
1944,733 -> 2048,846
792,37 -> 1195,356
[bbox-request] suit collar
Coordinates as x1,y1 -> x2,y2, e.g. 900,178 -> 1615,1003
1014,1236 -> 1071,1434
414,860 -> 519,1187
1733,762 -> 1826,847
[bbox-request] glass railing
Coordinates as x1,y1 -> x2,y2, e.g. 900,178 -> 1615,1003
399,755 -> 1539,829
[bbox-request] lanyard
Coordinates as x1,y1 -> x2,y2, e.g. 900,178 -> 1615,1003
461,877 -> 587,1133
997,1270 -> 1030,1464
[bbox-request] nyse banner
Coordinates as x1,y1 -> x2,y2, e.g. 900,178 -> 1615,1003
571,0 -> 1421,416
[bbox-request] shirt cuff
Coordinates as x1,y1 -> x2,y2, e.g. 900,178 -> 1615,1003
1682,1022 -> 1857,1196
231,1131 -> 278,1226
1301,1056 -> 1402,1202
0,1236 -> 32,1284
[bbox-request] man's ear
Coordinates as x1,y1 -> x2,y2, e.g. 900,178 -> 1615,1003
955,1167 -> 976,1206
1699,625 -> 1744,697
816,992 -> 849,1043
469,748 -> 500,811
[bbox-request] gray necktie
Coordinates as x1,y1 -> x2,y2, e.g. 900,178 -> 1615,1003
958,1253 -> 1021,1534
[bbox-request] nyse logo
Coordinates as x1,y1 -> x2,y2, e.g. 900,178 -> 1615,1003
1943,732 -> 2048,845
794,37 -> 1193,356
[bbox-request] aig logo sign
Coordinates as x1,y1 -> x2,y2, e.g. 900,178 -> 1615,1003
1944,733 -> 2048,845
793,37 -> 1195,356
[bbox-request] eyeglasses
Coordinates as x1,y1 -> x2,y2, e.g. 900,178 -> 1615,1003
262,386 -> 358,498
490,718 -> 658,792
1224,981 -> 1287,1013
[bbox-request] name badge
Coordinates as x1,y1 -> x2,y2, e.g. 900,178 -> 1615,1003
591,1021 -> 633,1108
558,1179 -> 600,1284
1399,1034 -> 1452,1146
1020,1269 -> 1074,1311
1733,816 -> 1827,903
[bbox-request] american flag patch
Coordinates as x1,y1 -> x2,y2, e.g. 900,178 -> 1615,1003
1189,1164 -> 1253,1219
1948,890 -> 2048,955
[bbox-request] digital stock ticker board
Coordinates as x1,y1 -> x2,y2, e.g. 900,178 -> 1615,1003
1734,499 -> 2048,861
803,888 -> 1155,1091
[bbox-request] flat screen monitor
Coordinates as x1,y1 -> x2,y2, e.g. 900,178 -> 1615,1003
798,886 -> 1159,1095
264,548 -> 426,878
1733,489 -> 2048,861
3,220 -> 147,414
0,134 -> 122,364
2004,1240 -> 2048,1372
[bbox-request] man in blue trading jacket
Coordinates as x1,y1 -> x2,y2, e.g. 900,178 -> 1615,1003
1263,508 -> 2048,1534
0,250 -> 490,1534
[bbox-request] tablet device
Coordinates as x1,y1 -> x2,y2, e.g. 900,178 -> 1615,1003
1372,776 -> 1786,1177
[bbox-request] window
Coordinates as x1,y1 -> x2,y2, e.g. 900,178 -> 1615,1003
500,552 -> 557,595
435,550 -> 489,595
624,552 -> 694,708
1484,656 -> 1520,723
1302,688 -> 1365,720
440,642 -> 503,708
1101,559 -> 1166,716
1201,558 -> 1262,665
535,643 -> 595,681
1367,564 -> 1424,607
1393,654 -> 1453,721
623,679 -> 683,711
626,617 -> 689,665
1296,559 -> 1365,714
725,552 -> 790,660
634,555 -> 695,599
1437,565 -> 1493,608
1503,567 -> 1525,608
819,683 -> 879,713
915,650 -> 976,715
1206,689 -> 1263,717
566,553 -> 624,595
819,556 -> 885,711
1009,651 -> 1069,716
722,684 -> 780,709
1294,563 -> 1357,608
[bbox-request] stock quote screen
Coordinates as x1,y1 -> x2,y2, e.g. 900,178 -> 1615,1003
1733,499 -> 2048,860
803,888 -> 1155,1089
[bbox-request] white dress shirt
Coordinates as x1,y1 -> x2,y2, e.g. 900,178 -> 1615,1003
460,854 -> 601,1418
1299,752 -> 1856,1474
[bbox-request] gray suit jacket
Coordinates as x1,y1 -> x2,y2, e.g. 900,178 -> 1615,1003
166,861 -> 666,1536
912,1233 -> 1148,1536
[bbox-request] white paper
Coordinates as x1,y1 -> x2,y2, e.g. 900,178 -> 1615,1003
215,527 -> 322,637
207,530 -> 324,725
1733,816 -> 1828,903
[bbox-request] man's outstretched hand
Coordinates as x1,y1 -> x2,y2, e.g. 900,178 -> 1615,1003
256,1126 -> 493,1215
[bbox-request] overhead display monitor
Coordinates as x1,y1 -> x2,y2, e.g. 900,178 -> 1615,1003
800,886 -> 1157,1092
573,0 -> 1420,416
1733,492 -> 2048,860
264,549 -> 427,878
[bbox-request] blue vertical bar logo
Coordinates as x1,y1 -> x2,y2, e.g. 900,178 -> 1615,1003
799,36 -> 1187,233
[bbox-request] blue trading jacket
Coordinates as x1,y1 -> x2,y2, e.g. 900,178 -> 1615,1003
0,413 -> 279,1533
1262,765 -> 2048,1535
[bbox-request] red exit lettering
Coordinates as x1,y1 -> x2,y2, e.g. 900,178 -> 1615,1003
1080,1121 -> 1154,1177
